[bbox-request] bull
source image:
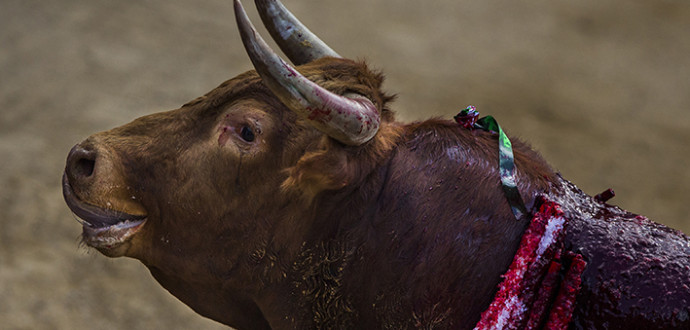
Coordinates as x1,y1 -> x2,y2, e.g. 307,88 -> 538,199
62,0 -> 690,328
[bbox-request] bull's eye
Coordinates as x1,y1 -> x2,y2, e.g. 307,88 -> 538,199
239,126 -> 255,142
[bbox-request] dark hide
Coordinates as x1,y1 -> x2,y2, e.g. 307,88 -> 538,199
550,177 -> 690,329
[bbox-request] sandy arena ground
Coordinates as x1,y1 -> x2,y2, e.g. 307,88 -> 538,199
1,0 -> 689,328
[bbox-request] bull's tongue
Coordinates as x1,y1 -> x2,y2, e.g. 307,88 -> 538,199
62,174 -> 146,228
78,207 -> 145,228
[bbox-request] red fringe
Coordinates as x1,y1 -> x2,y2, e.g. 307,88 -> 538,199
474,200 -> 586,330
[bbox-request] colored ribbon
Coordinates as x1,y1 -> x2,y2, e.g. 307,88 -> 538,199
455,106 -> 528,220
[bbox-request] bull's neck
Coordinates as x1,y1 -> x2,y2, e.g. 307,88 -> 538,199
253,121 -> 560,327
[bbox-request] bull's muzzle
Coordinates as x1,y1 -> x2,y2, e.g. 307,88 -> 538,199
63,141 -> 147,254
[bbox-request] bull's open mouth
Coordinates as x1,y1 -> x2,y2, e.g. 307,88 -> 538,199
62,174 -> 146,249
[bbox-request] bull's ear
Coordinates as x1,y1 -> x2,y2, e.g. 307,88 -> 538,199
281,137 -> 351,199
282,124 -> 402,201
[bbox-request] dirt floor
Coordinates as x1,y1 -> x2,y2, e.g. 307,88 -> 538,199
1,0 -> 689,328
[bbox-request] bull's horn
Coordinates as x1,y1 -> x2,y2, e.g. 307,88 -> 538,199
234,0 -> 380,146
254,0 -> 340,65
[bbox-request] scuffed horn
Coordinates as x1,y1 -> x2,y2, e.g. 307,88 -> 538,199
255,0 -> 339,65
234,0 -> 380,146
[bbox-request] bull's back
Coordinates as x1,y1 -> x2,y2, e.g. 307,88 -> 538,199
552,179 -> 690,329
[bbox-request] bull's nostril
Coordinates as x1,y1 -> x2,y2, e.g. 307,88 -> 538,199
67,144 -> 99,181
75,158 -> 96,177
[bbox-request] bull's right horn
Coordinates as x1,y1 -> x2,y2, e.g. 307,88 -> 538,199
255,0 -> 339,65
234,0 -> 380,146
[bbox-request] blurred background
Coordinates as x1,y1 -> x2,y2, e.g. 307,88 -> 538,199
1,0 -> 688,328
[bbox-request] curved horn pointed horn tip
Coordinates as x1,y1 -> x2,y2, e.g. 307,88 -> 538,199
255,0 -> 340,65
234,0 -> 380,145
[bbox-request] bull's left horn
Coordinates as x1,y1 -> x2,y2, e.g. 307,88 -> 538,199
234,0 -> 380,146
255,0 -> 340,65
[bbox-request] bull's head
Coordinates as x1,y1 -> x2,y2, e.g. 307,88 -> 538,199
63,0 -> 397,325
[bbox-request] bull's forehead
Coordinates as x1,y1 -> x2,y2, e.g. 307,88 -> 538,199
182,70 -> 264,111
98,73 -> 272,145
176,58 -> 384,131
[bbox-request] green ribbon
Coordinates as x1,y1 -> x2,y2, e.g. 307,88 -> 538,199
455,106 -> 528,220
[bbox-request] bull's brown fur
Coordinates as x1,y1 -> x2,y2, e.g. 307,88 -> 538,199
64,55 -> 690,329
65,56 -> 555,327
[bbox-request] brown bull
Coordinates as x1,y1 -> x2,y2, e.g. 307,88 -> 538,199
62,0 -> 690,328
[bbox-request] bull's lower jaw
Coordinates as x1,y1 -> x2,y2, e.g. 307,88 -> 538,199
81,219 -> 146,257
62,173 -> 147,256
